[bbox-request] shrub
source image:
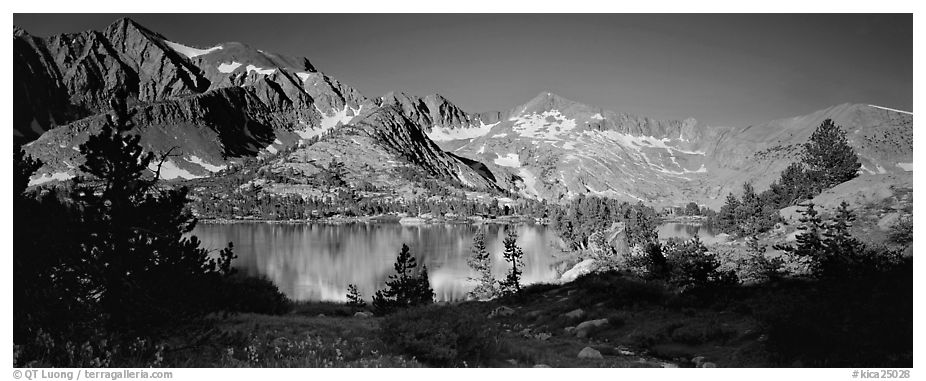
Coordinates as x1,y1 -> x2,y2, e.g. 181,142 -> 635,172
669,320 -> 736,345
754,259 -> 912,366
378,305 -> 499,366
220,273 -> 292,315
735,237 -> 785,285
663,236 -> 737,289
888,215 -> 913,247
572,271 -> 667,308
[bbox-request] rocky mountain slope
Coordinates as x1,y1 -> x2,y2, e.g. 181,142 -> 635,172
17,18 -> 495,192
428,92 -> 912,208
16,18 -> 913,210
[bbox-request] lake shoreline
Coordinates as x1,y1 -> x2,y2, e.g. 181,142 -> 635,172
197,214 -> 548,226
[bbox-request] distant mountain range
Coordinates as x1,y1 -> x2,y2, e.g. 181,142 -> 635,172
15,18 -> 913,208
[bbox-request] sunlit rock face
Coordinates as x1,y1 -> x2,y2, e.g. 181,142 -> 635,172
16,18 -> 371,182
192,223 -> 563,302
439,92 -> 912,209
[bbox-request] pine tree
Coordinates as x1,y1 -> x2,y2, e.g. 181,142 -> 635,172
346,284 -> 366,307
372,244 -> 434,315
71,93 -> 235,330
14,149 -> 85,340
498,227 -> 524,296
717,192 -> 740,233
466,230 -> 497,300
820,201 -> 863,276
768,162 -> 812,208
802,119 -> 860,190
774,202 -> 826,277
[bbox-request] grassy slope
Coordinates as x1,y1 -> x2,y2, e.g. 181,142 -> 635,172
160,276 -> 768,368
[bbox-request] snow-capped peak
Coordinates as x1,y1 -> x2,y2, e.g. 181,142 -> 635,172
868,104 -> 912,115
163,40 -> 223,58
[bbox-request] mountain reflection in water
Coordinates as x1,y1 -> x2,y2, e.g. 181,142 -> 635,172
192,222 -> 564,302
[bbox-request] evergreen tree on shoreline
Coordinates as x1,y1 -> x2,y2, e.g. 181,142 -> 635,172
466,230 -> 497,300
498,227 -> 524,296
372,244 -> 434,315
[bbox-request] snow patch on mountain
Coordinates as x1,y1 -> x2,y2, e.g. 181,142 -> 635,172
217,61 -> 242,73
868,104 -> 912,115
591,113 -> 605,120
592,130 -> 706,155
296,72 -> 311,81
149,160 -> 202,180
511,110 -> 577,140
318,104 -> 363,131
896,162 -> 912,171
245,64 -> 276,76
28,171 -> 73,186
163,40 -> 222,58
188,155 -> 226,172
494,153 -> 521,168
427,121 -> 499,142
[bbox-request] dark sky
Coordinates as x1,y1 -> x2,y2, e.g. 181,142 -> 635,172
14,13 -> 913,127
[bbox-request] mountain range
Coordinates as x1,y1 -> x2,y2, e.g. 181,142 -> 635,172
15,18 -> 913,209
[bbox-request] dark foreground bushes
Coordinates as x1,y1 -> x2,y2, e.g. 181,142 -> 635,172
753,258 -> 912,367
379,304 -> 499,366
219,273 -> 292,315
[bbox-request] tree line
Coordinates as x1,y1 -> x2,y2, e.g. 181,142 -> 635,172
709,119 -> 862,237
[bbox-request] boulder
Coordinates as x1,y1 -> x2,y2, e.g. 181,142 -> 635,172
701,362 -> 717,368
533,364 -> 551,368
354,311 -> 373,319
488,306 -> 515,318
564,326 -> 577,335
564,308 -> 586,320
575,318 -> 609,338
577,347 -> 603,359
525,310 -> 544,319
560,259 -> 596,283
534,332 -> 552,341
691,356 -> 706,367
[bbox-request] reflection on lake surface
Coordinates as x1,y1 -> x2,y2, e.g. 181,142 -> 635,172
192,222 -> 565,302
657,223 -> 720,244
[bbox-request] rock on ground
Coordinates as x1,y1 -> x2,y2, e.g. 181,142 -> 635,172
575,318 -> 609,338
488,306 -> 515,318
564,308 -> 586,320
560,259 -> 596,283
577,347 -> 603,359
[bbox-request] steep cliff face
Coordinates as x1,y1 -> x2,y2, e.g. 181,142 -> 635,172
17,18 -> 503,192
17,18 -> 369,181
256,104 -> 498,193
